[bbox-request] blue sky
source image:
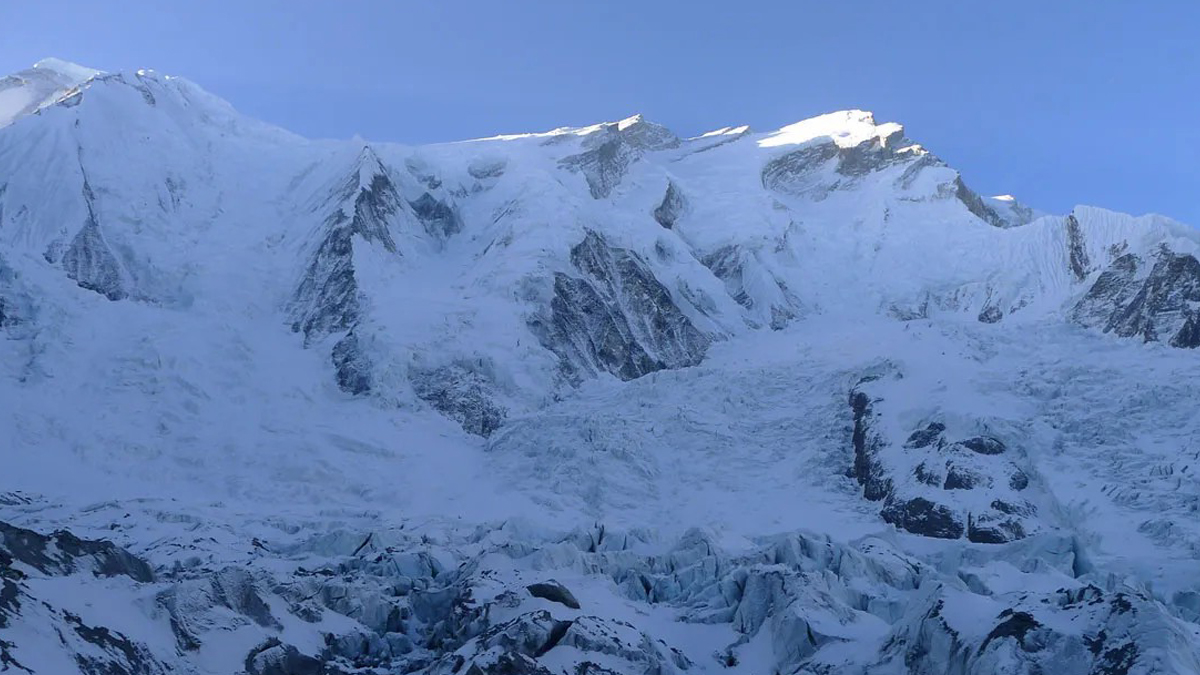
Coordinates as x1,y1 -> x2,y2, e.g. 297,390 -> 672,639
2,1 -> 1197,224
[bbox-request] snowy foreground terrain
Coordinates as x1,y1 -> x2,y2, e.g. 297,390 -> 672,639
2,58 -> 1200,674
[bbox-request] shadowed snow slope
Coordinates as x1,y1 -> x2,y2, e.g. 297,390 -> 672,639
2,59 -> 1200,674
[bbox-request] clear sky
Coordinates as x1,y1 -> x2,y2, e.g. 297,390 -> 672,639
2,1 -> 1196,224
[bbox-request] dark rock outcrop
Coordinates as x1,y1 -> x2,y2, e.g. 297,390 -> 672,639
968,501 -> 1031,544
849,390 -> 894,502
1074,247 -> 1200,349
291,148 -> 409,396
762,127 -> 923,199
0,260 -> 24,330
526,581 -> 581,610
560,117 -> 679,199
410,360 -> 507,437
954,175 -> 1008,229
529,231 -> 709,383
331,331 -> 371,395
291,149 -> 402,339
835,126 -> 915,177
58,178 -> 127,301
1066,213 -> 1092,281
701,245 -> 755,310
957,436 -> 1006,455
761,142 -> 840,197
943,464 -> 985,490
905,422 -> 946,449
876,585 -> 1186,675
410,192 -> 463,240
245,638 -> 321,675
700,244 -> 798,329
292,217 -> 359,339
653,181 -> 686,229
1172,314 -> 1200,349
0,521 -> 152,583
0,522 -> 169,674
61,218 -> 126,300
211,566 -> 279,629
1073,253 -> 1140,327
880,497 -> 964,539
977,304 -> 1004,324
561,137 -> 634,199
848,381 -> 1037,543
66,610 -> 170,675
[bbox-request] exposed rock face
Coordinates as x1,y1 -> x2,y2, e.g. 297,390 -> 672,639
1073,253 -> 1141,329
614,115 -> 680,151
848,379 -> 1037,543
700,244 -> 799,329
331,330 -> 371,395
210,566 -> 280,629
953,175 -> 1009,229
1172,314 -> 1200,349
880,497 -> 963,539
291,150 -> 404,342
410,359 -> 507,437
836,126 -> 916,177
0,258 -> 26,330
525,580 -> 580,609
977,304 -> 1004,323
244,638 -> 322,675
1074,247 -> 1200,348
291,220 -> 361,341
0,521 -> 167,675
0,521 -> 152,583
850,389 -> 894,503
560,137 -> 635,199
58,184 -> 126,301
652,180 -> 686,229
291,149 -> 406,395
346,173 -> 402,252
64,611 -> 170,675
410,192 -> 463,240
761,142 -> 841,197
560,116 -> 679,199
528,232 -> 710,382
876,584 -> 1200,675
762,129 -> 923,199
988,194 -> 1039,228
1066,213 -> 1092,281
959,436 -> 1007,455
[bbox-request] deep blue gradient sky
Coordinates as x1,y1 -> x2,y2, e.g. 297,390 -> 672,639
2,1 -> 1197,224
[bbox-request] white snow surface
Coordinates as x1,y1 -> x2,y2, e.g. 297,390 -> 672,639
2,60 -> 1200,674
0,58 -> 101,129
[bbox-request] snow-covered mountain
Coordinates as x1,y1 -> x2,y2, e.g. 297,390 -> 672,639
3,58 -> 1200,674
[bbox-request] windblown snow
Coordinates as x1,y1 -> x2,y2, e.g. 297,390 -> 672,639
2,59 -> 1200,675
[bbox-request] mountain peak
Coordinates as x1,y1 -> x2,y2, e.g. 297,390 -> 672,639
759,109 -> 906,149
31,57 -> 103,82
0,58 -> 104,128
616,113 -> 647,130
610,113 -> 679,150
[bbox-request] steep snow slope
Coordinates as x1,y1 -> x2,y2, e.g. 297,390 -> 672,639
2,59 -> 1200,674
0,58 -> 100,129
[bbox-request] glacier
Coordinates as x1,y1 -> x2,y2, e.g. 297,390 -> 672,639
2,58 -> 1200,674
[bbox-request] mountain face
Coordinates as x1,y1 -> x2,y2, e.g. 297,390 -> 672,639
2,59 -> 1200,674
